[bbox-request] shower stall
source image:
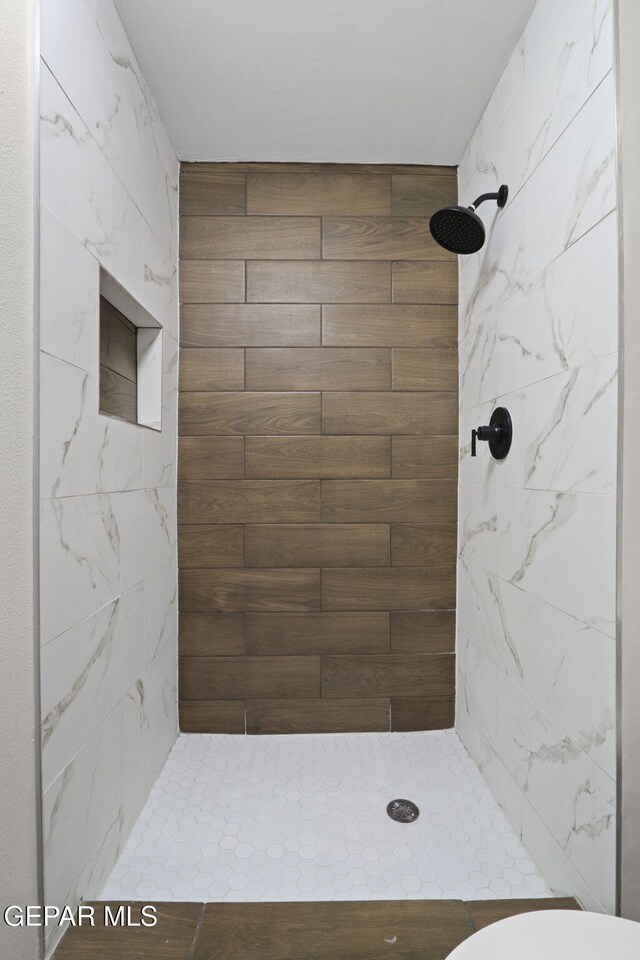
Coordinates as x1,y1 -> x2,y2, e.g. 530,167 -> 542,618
21,0 -> 631,956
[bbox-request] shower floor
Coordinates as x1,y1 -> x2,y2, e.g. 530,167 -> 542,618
100,730 -> 550,903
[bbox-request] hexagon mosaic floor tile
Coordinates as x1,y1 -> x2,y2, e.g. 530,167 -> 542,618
100,730 -> 550,902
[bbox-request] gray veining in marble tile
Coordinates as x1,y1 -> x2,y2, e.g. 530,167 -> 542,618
39,0 -> 178,942
456,0 -> 616,914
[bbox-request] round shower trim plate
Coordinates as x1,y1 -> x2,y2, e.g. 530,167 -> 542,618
497,184 -> 509,207
387,799 -> 420,823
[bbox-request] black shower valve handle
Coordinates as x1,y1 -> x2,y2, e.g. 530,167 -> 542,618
470,407 -> 513,460
471,423 -> 504,457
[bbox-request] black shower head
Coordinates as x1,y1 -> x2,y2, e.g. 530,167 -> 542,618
429,184 -> 508,254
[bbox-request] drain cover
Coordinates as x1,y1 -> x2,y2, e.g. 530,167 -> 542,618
387,799 -> 419,823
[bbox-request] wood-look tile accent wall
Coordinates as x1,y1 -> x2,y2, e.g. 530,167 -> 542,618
178,163 -> 458,735
99,296 -> 138,424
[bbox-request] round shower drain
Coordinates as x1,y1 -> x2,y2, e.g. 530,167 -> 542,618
387,799 -> 420,823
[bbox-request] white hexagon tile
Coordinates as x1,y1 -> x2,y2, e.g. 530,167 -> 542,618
99,730 -> 550,902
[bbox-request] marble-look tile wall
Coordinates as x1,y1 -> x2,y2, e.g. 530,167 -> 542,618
456,0 -> 617,912
39,1 -> 179,951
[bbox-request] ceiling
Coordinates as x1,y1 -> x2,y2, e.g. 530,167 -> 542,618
115,0 -> 536,164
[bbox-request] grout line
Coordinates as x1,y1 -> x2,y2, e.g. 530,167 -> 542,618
461,900 -> 477,934
186,903 -> 207,960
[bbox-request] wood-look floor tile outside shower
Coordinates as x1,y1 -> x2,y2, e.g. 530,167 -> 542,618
177,164 -> 459,734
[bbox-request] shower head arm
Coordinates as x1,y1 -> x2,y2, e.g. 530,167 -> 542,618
469,185 -> 509,211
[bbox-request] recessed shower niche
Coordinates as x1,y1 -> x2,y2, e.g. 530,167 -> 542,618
99,268 -> 163,431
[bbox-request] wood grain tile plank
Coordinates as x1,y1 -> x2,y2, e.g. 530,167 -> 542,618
391,611 -> 455,654
245,436 -> 390,479
179,437 -> 245,480
189,162 -> 456,176
323,217 -> 453,261
466,899 -> 581,932
181,305 -> 321,347
179,349 -> 245,392
179,480 -> 320,524
180,656 -> 320,699
179,261 -> 245,303
179,612 -> 244,656
245,612 -> 389,655
322,392 -> 458,435
392,348 -> 458,391
192,900 -> 471,960
247,261 -> 391,303
322,480 -> 457,523
391,696 -> 455,731
245,524 -> 389,567
53,903 -> 203,959
100,298 -> 137,381
181,216 -> 321,259
246,699 -> 390,734
391,174 -> 458,216
392,436 -> 458,478
179,392 -> 320,435
180,164 -> 245,215
178,525 -> 245,568
99,366 -> 137,423
391,523 -> 457,567
323,653 -> 455,698
392,261 -> 458,304
322,304 -> 457,347
180,569 -> 321,613
247,173 -> 391,215
246,348 -> 390,391
179,700 -> 245,733
322,568 -> 455,611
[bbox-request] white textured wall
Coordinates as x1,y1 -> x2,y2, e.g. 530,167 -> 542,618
39,1 -> 179,951
0,1 -> 42,958
456,0 -> 617,912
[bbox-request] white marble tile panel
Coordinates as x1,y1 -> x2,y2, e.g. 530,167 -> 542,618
41,0 -> 178,249
138,641 -> 178,794
457,700 -> 610,913
457,560 -> 616,778
143,334 -> 178,489
111,487 -> 175,591
93,0 -> 179,192
458,485 -> 616,637
41,583 -> 145,791
524,72 -> 616,275
460,354 -> 618,496
493,671 -> 615,910
40,209 -> 99,372
455,702 -> 524,837
40,494 -> 121,643
40,60 -> 146,304
144,562 -> 177,666
40,352 -> 145,499
459,213 -> 619,410
460,73 -> 615,351
519,796 -> 607,912
521,354 -> 617,494
143,407 -> 177,490
142,224 -> 178,339
42,704 -> 123,917
520,0 -> 613,187
456,629 -> 499,745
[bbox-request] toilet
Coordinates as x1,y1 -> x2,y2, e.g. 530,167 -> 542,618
445,910 -> 640,960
